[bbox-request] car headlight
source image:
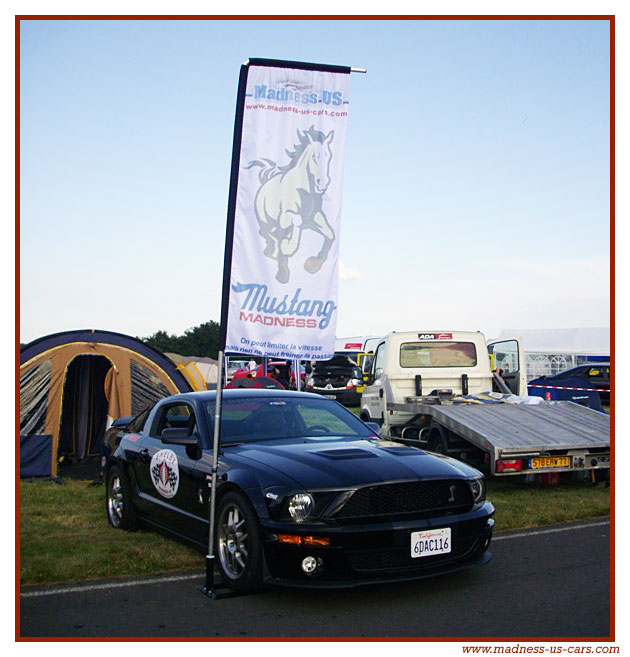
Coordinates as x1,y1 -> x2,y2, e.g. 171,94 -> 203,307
468,477 -> 485,504
287,493 -> 314,522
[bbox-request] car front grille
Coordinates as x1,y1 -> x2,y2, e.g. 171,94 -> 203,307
313,376 -> 348,387
346,535 -> 480,573
333,480 -> 473,521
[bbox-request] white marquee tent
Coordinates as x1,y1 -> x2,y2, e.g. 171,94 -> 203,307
496,328 -> 610,379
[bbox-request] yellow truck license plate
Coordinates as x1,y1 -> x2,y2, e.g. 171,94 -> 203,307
530,456 -> 570,469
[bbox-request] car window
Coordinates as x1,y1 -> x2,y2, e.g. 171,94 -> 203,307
372,342 -> 386,380
487,340 -> 519,375
127,407 -> 150,433
152,402 -> 198,440
206,397 -> 373,444
555,369 -> 575,379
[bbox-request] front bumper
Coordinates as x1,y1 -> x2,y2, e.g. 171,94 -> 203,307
260,502 -> 494,588
306,387 -> 361,406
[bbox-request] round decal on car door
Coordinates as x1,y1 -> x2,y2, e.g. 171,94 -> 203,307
150,449 -> 180,498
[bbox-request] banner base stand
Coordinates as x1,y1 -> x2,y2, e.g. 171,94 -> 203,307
199,554 -> 239,600
198,583 -> 239,600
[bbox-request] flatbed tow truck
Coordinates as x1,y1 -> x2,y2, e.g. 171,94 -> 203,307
361,331 -> 610,476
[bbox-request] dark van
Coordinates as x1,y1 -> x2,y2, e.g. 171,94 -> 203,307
305,354 -> 363,406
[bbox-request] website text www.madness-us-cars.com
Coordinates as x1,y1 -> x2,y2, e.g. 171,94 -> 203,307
462,646 -> 619,654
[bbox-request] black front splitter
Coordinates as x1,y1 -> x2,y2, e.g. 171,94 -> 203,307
262,550 -> 492,589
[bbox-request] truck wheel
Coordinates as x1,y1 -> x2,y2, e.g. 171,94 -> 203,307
360,410 -> 371,423
428,431 -> 449,455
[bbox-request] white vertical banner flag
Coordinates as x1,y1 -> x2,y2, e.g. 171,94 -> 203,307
224,61 -> 351,361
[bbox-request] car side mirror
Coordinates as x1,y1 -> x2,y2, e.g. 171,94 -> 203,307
161,427 -> 198,446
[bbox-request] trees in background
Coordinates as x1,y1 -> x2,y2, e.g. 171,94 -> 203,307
140,321 -> 220,359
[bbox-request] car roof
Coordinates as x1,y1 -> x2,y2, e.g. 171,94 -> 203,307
163,389 -> 324,403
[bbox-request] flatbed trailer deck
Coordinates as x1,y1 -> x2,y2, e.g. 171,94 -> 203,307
387,398 -> 610,476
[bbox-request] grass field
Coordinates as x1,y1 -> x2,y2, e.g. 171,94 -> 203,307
487,478 -> 609,529
19,473 -> 610,587
19,479 -> 201,586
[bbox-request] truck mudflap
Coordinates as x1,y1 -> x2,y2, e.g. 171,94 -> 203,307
386,398 -> 610,476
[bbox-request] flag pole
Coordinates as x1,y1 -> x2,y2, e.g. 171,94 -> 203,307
201,57 -> 362,598
202,348 -> 224,597
201,60 -> 251,599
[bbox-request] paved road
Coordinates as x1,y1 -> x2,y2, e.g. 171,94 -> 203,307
19,519 -> 611,638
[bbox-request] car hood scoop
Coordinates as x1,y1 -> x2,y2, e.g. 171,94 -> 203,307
313,448 -> 378,460
231,438 -> 480,489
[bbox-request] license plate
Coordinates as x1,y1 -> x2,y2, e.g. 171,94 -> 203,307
324,395 -> 337,399
411,528 -> 451,558
530,456 -> 571,469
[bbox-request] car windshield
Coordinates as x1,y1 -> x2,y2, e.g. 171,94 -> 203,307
204,396 -> 375,444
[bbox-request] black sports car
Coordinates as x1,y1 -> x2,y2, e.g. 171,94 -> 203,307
106,389 -> 494,591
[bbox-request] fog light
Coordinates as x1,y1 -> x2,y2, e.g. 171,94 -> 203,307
302,556 -> 318,574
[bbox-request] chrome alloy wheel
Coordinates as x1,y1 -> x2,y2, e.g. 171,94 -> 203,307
218,503 -> 249,580
107,473 -> 124,527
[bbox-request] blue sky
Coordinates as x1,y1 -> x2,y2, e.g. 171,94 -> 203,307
19,18 -> 610,344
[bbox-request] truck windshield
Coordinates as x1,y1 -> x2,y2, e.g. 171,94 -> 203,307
400,342 -> 477,368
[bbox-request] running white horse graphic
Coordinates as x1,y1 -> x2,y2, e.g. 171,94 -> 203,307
246,126 -> 335,284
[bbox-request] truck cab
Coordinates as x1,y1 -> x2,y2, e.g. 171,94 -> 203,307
361,330 -> 526,426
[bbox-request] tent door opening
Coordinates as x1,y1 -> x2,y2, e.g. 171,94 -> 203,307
59,355 -> 112,463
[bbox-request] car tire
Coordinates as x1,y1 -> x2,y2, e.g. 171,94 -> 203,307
216,491 -> 263,593
106,464 -> 138,530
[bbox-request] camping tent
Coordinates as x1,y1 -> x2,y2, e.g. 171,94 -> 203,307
164,353 -> 219,390
20,329 -> 192,477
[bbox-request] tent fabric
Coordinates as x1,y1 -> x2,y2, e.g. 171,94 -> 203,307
497,328 -> 610,357
164,353 -> 207,391
20,434 -> 53,478
20,330 -> 192,477
19,359 -> 51,436
165,353 -> 218,388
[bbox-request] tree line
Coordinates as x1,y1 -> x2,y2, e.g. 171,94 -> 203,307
139,321 -> 221,359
